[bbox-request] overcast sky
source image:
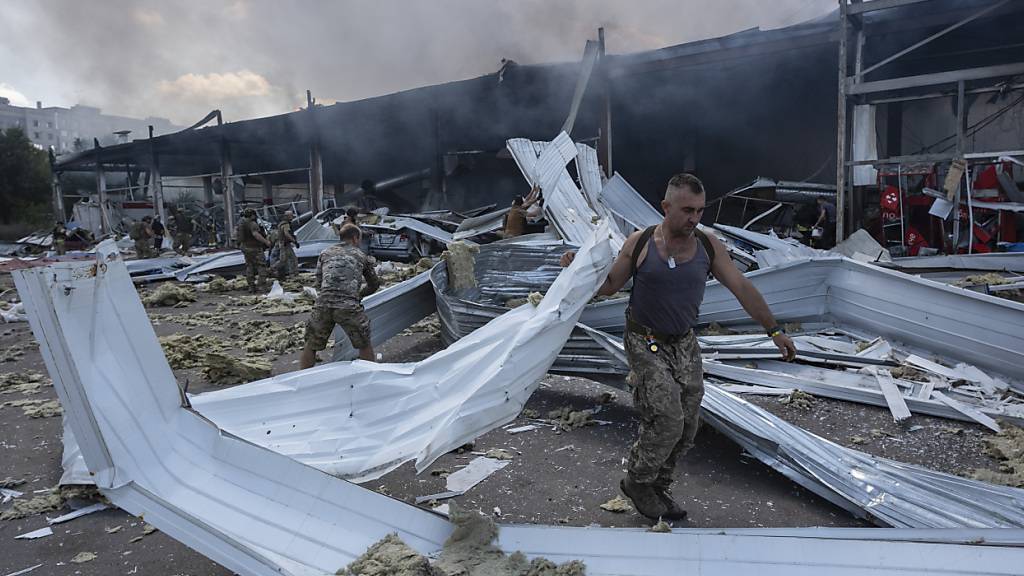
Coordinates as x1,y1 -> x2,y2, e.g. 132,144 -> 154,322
0,0 -> 835,126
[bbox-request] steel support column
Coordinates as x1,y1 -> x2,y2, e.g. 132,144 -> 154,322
51,172 -> 65,223
151,156 -> 166,226
220,142 -> 235,245
96,166 -> 110,235
836,1 -> 849,241
597,27 -> 613,178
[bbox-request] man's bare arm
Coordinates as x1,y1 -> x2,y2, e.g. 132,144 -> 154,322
559,230 -> 641,296
707,233 -> 796,360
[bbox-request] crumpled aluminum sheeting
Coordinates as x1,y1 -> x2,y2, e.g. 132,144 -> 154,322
362,216 -> 453,244
294,216 -> 338,243
507,133 -> 626,252
15,240 -> 453,575
599,172 -> 664,230
20,227 -> 1024,575
159,222 -> 615,482
173,241 -> 337,281
584,327 -> 1024,528
473,240 -> 572,301
451,207 -> 510,241
703,383 -> 1024,528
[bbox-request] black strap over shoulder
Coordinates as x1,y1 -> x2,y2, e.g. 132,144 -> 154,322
630,225 -> 657,276
630,225 -> 715,277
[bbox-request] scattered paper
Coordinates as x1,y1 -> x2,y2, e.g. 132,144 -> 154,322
505,425 -> 537,435
70,552 -> 96,564
3,564 -> 43,576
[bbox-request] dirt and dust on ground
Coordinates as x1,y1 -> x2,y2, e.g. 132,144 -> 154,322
0,266 -> 1018,576
778,389 -> 815,410
338,504 -> 586,576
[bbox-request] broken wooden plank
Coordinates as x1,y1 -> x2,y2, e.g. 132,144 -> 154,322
932,391 -> 1001,432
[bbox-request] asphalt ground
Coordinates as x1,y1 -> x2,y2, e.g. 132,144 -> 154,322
0,271 -> 1004,576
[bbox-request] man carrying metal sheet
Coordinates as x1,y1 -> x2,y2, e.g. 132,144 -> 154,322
236,208 -> 272,293
561,173 -> 797,521
299,223 -> 380,367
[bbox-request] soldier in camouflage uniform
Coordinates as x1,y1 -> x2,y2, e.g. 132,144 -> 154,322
561,173 -> 796,521
170,206 -> 196,255
236,208 -> 272,293
275,210 -> 300,278
299,223 -> 380,368
131,216 -> 155,259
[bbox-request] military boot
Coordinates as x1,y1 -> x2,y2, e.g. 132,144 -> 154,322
620,476 -> 667,520
654,487 -> 688,521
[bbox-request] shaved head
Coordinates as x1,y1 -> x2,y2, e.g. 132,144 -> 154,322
661,173 -> 706,237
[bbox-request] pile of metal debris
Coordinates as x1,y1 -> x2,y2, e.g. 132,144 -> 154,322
12,133 -> 1024,575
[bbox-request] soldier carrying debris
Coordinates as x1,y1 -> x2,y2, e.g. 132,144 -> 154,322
130,216 -> 155,259
52,221 -> 67,256
236,208 -> 272,293
299,223 -> 380,368
503,185 -> 541,238
275,210 -> 300,278
169,206 -> 196,255
560,173 -> 797,522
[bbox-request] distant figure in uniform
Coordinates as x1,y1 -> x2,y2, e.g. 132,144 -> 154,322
236,208 -> 272,293
170,207 -> 196,255
275,210 -> 300,278
815,196 -> 838,249
299,223 -> 380,368
343,206 -> 359,226
151,217 -> 166,252
503,186 -> 541,238
52,221 -> 67,256
131,216 -> 155,258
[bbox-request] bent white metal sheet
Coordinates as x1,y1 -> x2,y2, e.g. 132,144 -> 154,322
19,236 -> 1024,574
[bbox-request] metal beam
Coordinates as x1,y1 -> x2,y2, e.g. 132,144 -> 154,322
847,0 -> 930,15
202,175 -> 214,208
858,0 -> 1010,78
151,154 -> 166,226
220,141 -> 235,245
95,166 -> 110,235
836,1 -> 849,241
848,62 -> 1024,95
598,27 -> 613,177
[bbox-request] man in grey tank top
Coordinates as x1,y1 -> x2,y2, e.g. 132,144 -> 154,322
561,173 -> 796,521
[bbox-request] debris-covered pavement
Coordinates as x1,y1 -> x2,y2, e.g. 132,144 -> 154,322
1,266 -> 1018,575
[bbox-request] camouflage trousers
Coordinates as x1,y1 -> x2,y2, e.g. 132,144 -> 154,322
625,329 -> 704,488
53,239 -> 66,256
241,246 -> 268,290
275,243 -> 298,277
304,302 -> 371,350
174,233 -> 192,255
134,239 -> 154,259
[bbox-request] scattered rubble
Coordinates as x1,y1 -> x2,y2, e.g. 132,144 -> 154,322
599,496 -> 632,513
971,424 -> 1024,487
141,283 -> 197,307
1,476 -> 27,489
443,242 -> 480,292
69,551 -> 97,564
954,273 -> 1011,288
401,314 -> 442,337
547,407 -> 596,431
0,371 -> 49,395
201,352 -> 272,385
0,487 -> 63,520
336,532 -> 436,575
2,398 -> 62,418
889,364 -> 930,382
160,334 -> 228,369
648,520 -> 672,533
527,292 -> 544,307
779,390 -> 815,410
484,448 -> 516,461
201,276 -> 248,293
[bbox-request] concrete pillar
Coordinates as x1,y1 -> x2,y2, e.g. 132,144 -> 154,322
95,166 -> 110,235
221,142 -> 235,245
202,176 -> 214,208
52,172 -> 65,222
309,143 -> 324,214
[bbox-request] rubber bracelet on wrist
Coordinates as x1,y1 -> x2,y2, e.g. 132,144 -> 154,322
767,326 -> 784,338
